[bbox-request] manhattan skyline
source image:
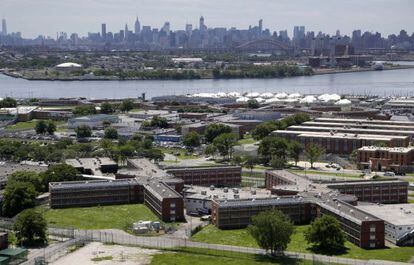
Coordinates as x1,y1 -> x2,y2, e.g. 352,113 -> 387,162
1,0 -> 413,38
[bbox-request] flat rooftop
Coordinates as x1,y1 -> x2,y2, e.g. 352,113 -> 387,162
49,178 -> 138,190
287,125 -> 414,136
145,181 -> 182,200
126,158 -> 170,179
315,117 -> 414,126
184,186 -> 271,201
274,130 -> 408,141
215,196 -> 307,209
358,146 -> 414,153
356,204 -> 414,226
303,121 -> 414,131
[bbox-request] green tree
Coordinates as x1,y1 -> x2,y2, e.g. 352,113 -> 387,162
258,136 -> 289,165
72,105 -> 97,116
213,133 -> 238,160
46,121 -> 57,135
204,144 -> 217,159
248,210 -> 294,255
252,122 -> 278,140
304,215 -> 346,254
204,124 -> 232,143
289,141 -> 303,166
0,97 -> 17,108
305,144 -> 324,168
120,99 -> 134,112
2,181 -> 37,217
247,99 -> 260,109
104,127 -> 119,139
244,156 -> 257,177
183,131 -> 201,150
7,171 -> 43,192
40,164 -> 80,189
100,102 -> 115,114
35,120 -> 47,135
13,209 -> 47,246
75,125 -> 92,138
150,116 -> 168,128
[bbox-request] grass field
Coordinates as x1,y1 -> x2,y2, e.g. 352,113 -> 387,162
38,204 -> 159,230
5,120 -> 66,132
192,225 -> 414,262
236,137 -> 258,145
5,120 -> 38,131
288,169 -> 362,178
151,248 -> 314,265
160,147 -> 199,160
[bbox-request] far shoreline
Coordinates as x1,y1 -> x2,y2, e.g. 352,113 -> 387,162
1,65 -> 414,82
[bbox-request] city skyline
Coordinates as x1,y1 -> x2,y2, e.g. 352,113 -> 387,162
1,0 -> 413,38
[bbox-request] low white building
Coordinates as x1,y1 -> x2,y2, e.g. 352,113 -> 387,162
68,114 -> 119,129
357,203 -> 414,246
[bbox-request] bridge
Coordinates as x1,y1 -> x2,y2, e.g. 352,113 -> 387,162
235,38 -> 292,54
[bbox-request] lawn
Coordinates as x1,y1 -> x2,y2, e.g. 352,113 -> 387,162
38,204 -> 159,230
192,225 -> 414,263
5,120 -> 66,132
236,137 -> 258,145
160,147 -> 199,160
288,169 -> 362,179
151,248 -> 313,265
5,120 -> 38,131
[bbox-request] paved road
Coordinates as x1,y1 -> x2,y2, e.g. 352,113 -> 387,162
48,227 -> 412,265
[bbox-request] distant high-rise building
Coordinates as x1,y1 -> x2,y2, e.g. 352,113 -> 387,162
185,24 -> 193,36
134,17 -> 141,34
101,23 -> 107,39
162,22 -> 170,35
124,24 -> 129,40
293,26 -> 305,40
258,19 -> 263,36
1,19 -> 7,36
199,16 -> 206,33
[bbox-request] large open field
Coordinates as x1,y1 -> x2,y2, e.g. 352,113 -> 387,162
192,225 -> 414,263
38,204 -> 159,230
151,248 -> 314,265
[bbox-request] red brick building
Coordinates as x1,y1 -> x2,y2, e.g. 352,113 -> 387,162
357,146 -> 414,173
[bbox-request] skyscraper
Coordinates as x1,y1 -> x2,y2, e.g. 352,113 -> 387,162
199,16 -> 206,33
258,19 -> 263,36
124,23 -> 129,40
293,26 -> 305,40
134,17 -> 141,34
185,24 -> 193,36
1,19 -> 7,36
101,23 -> 107,40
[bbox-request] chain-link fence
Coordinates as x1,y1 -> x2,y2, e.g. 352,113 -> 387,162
46,227 -> 398,265
21,238 -> 86,265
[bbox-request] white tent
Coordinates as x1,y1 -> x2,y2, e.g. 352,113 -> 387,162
245,92 -> 260,98
260,92 -> 274,99
335,99 -> 352,105
288,93 -> 301,99
275,92 -> 288,99
236,97 -> 250,103
300,95 -> 317,104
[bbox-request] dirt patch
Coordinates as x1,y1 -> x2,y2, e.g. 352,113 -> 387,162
51,242 -> 161,265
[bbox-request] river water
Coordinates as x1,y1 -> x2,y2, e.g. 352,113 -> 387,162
1,64 -> 414,99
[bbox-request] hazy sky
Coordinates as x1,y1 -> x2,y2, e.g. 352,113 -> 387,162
1,0 -> 413,38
